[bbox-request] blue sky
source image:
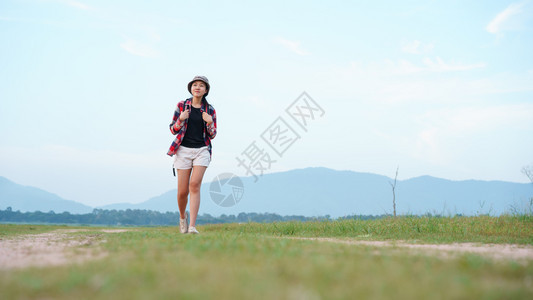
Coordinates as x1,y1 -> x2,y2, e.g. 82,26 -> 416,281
1,0 -> 532,207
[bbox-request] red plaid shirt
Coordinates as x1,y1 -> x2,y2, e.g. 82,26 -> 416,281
167,98 -> 217,157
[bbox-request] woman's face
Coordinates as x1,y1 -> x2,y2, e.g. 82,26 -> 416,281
191,81 -> 207,97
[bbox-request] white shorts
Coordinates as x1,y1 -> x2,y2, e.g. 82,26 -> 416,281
173,146 -> 210,169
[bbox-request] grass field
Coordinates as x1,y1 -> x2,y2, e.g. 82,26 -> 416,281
1,216 -> 532,299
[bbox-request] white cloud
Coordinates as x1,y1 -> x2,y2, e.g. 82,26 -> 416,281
422,57 -> 486,72
486,2 -> 526,34
401,40 -> 434,54
413,104 -> 533,163
274,37 -> 310,56
396,59 -> 424,74
120,39 -> 159,58
381,59 -> 424,74
61,0 -> 90,10
314,57 -> 533,106
41,0 -> 91,10
425,105 -> 533,133
380,57 -> 485,75
415,127 -> 442,164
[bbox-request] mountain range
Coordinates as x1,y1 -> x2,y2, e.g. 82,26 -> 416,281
1,168 -> 532,217
0,176 -> 93,214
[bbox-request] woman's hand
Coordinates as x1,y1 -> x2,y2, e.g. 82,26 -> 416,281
202,112 -> 213,125
179,109 -> 190,121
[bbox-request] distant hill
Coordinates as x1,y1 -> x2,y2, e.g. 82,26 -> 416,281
99,190 -> 176,212
0,176 -> 93,214
2,169 -> 531,217
99,167 -> 533,217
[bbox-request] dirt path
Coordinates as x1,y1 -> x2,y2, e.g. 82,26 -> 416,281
288,237 -> 533,262
0,229 -> 128,270
3,230 -> 532,269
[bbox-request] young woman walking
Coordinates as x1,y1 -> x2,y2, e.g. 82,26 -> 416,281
167,75 -> 217,234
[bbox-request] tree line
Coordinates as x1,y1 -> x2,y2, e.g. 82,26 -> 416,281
0,207 -> 383,226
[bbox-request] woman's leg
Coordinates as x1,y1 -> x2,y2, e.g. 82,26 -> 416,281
188,165 -> 207,227
177,169 -> 192,219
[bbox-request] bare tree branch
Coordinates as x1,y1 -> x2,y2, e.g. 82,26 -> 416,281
522,165 -> 533,184
389,166 -> 399,218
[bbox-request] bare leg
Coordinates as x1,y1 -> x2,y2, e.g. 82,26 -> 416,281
177,169 -> 192,219
188,165 -> 207,227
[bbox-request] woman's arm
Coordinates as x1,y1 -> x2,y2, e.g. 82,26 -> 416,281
169,102 -> 185,135
205,106 -> 217,139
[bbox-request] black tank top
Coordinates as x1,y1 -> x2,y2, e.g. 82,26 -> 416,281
180,106 -> 205,148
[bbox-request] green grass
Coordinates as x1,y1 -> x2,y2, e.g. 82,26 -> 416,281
231,215 -> 533,244
0,223 -> 67,237
1,216 -> 532,299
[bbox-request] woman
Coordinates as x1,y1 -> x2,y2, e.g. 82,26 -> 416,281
167,75 -> 217,234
